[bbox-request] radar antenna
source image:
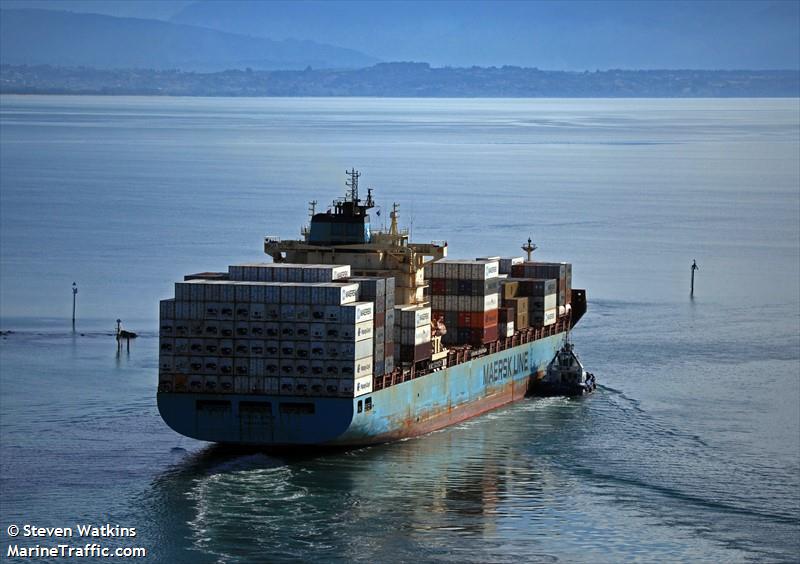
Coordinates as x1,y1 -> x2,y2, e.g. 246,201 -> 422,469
522,236 -> 537,261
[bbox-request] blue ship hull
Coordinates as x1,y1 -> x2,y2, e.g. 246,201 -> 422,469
157,332 -> 566,446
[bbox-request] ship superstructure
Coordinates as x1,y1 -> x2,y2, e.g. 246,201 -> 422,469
157,170 -> 586,446
265,169 -> 445,306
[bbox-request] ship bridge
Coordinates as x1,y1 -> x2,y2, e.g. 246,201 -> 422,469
264,169 -> 447,305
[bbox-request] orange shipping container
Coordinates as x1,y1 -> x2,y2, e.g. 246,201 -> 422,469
458,309 -> 499,329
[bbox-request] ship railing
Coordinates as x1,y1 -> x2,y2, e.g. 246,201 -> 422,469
373,316 -> 572,392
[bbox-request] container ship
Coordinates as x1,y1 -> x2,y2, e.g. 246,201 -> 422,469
157,170 -> 587,446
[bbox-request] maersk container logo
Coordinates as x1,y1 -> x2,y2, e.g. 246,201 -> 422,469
482,351 -> 528,385
356,359 -> 371,375
355,375 -> 373,396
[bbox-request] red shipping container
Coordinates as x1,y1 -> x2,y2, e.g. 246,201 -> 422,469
484,324 -> 499,343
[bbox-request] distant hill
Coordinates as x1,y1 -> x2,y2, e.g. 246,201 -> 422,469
0,9 -> 378,71
170,0 -> 800,70
3,63 -> 797,97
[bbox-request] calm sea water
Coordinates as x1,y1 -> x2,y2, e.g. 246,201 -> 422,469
1,96 -> 798,563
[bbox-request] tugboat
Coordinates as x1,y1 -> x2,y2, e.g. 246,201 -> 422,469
534,341 -> 595,396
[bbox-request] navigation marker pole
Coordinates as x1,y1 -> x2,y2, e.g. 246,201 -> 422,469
690,259 -> 699,298
72,282 -> 78,331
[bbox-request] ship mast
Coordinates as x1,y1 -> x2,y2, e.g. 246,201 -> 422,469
301,199 -> 318,240
345,168 -> 360,204
522,236 -> 537,261
389,202 -> 400,236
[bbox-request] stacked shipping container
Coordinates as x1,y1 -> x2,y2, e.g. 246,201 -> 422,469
500,278 -> 557,327
427,259 -> 501,347
478,256 -> 524,337
159,260 -> 574,394
394,304 -> 432,364
349,276 -> 396,377
510,262 -> 572,311
228,263 -> 351,283
476,256 -> 524,275
158,263 -> 379,398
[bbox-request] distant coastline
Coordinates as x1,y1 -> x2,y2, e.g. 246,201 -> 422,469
2,63 -> 798,97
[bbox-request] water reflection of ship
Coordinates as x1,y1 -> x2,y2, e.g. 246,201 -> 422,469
356,396 -> 596,538
372,421 -> 545,539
